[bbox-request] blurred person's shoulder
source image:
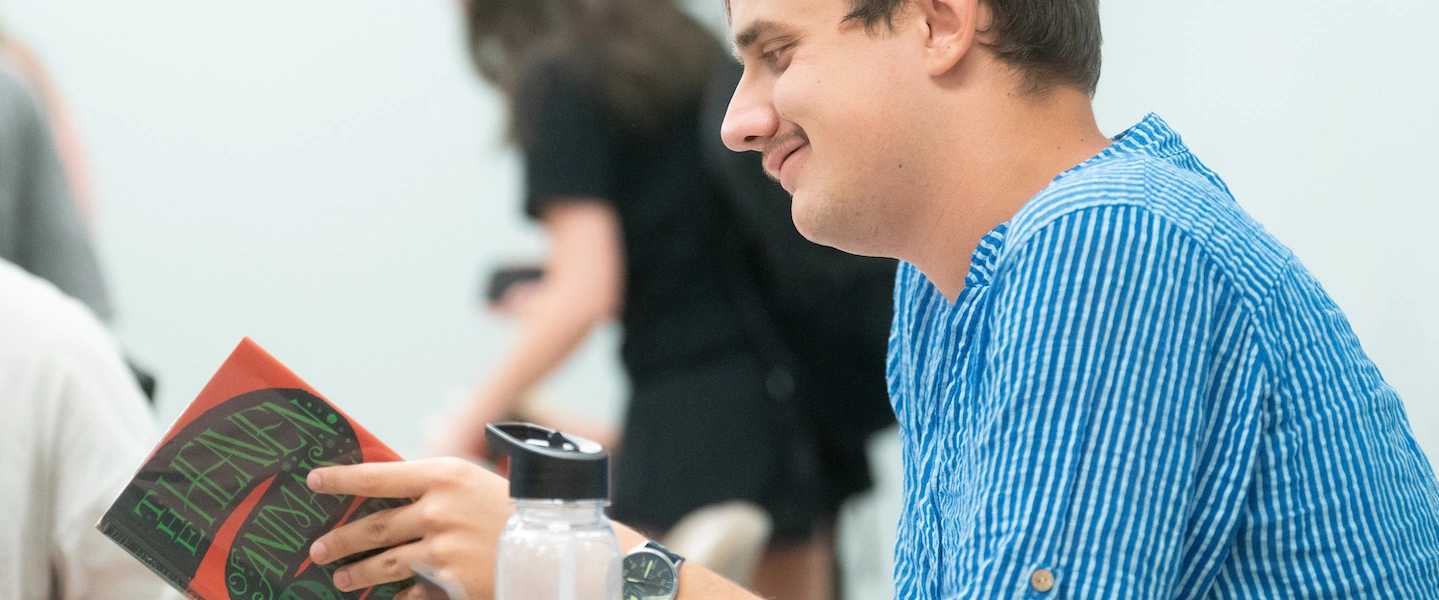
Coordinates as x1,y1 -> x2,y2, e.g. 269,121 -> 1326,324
0,259 -> 175,599
0,258 -> 124,374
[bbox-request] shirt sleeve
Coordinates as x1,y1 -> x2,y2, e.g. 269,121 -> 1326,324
951,205 -> 1260,598
520,66 -> 620,219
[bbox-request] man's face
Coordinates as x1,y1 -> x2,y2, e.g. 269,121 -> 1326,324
722,0 -> 933,255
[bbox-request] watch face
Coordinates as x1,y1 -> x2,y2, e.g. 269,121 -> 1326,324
622,549 -> 677,600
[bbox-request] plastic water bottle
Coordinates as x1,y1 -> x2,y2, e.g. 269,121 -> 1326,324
488,423 -> 621,600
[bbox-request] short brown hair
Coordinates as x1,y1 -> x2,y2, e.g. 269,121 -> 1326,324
839,0 -> 1103,96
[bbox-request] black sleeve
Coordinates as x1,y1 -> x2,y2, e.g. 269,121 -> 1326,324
521,66 -> 620,219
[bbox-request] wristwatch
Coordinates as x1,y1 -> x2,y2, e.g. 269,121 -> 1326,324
622,540 -> 684,600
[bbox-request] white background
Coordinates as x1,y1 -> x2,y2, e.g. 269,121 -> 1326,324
4,1 -> 1435,597
2,0 -> 628,458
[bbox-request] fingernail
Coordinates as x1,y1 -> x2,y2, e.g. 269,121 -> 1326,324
308,470 -> 322,490
310,540 -> 328,563
333,569 -> 351,591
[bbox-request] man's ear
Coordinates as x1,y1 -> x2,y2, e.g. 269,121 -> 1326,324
916,0 -> 979,77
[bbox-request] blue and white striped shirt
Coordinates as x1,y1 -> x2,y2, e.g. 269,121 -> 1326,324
887,113 -> 1439,598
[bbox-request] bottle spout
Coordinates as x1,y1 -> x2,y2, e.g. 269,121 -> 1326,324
484,422 -> 609,502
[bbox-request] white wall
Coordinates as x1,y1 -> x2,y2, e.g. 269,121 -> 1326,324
0,0 -> 627,457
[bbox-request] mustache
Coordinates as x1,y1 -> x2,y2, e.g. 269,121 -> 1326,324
761,127 -> 810,180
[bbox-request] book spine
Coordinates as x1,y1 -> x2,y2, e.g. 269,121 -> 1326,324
99,519 -> 202,600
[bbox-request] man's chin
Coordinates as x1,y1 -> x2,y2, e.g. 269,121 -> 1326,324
789,191 -> 822,241
791,193 -> 845,250
792,194 -> 894,257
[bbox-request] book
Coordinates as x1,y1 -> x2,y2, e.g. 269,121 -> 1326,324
98,338 -> 414,600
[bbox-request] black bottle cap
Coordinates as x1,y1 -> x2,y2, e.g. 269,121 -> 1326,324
485,422 -> 609,501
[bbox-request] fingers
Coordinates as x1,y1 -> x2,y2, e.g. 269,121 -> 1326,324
326,542 -> 425,593
397,581 -> 463,600
411,562 -> 471,600
308,457 -> 474,499
394,586 -> 433,600
308,457 -> 505,598
311,504 -> 424,568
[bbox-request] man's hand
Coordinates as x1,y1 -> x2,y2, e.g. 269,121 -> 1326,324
308,458 -> 761,600
307,458 -> 512,599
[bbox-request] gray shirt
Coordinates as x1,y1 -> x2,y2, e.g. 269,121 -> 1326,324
0,69 -> 111,319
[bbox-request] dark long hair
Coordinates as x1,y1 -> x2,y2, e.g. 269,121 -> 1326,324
465,0 -> 723,145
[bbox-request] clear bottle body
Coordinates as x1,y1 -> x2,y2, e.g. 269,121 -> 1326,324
494,500 -> 621,600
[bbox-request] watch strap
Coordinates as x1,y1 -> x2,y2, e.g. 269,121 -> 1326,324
634,540 -> 684,569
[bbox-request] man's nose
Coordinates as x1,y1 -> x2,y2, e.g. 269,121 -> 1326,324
720,74 -> 779,153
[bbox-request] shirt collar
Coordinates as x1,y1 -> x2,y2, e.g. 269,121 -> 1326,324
960,113 -> 1182,290
1107,112 -> 1186,159
964,224 -> 1009,289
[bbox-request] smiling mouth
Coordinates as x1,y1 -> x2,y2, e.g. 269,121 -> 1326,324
776,143 -> 807,181
775,145 -> 803,179
762,129 -> 809,182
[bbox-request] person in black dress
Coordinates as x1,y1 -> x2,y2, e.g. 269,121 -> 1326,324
434,1 -> 893,597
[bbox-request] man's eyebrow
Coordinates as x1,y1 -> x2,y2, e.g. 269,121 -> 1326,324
733,19 -> 786,52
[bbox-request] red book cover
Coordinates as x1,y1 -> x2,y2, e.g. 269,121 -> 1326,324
98,338 -> 412,599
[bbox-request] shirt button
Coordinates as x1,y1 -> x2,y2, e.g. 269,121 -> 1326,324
1030,568 -> 1055,592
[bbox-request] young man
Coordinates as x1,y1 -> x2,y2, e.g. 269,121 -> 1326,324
307,0 -> 1439,597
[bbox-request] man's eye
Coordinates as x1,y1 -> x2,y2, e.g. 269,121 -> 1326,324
760,44 -> 791,68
